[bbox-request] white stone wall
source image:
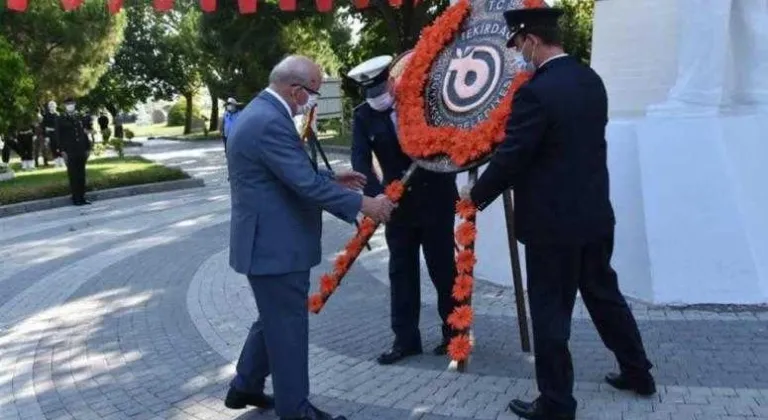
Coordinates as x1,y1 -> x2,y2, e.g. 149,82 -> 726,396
590,0 -> 680,115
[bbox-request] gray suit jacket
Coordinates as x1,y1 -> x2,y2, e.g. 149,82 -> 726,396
227,91 -> 363,275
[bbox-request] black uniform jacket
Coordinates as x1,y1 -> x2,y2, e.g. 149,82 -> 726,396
351,103 -> 458,226
56,113 -> 92,156
471,56 -> 615,245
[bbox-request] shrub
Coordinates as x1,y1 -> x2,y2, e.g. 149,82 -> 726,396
167,98 -> 202,127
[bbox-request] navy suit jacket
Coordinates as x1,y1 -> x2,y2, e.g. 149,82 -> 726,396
227,91 -> 363,275
351,103 -> 458,227
471,56 -> 615,244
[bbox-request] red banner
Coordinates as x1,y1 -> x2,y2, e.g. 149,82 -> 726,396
352,0 -> 368,8
315,0 -> 331,12
238,0 -> 256,13
107,0 -> 122,14
153,0 -> 174,12
200,0 -> 216,12
7,0 -> 28,11
61,0 -> 83,11
278,0 -> 296,11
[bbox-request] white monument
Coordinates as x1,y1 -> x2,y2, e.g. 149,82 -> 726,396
460,0 -> 768,305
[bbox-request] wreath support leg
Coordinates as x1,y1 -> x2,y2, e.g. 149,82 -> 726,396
503,189 -> 531,353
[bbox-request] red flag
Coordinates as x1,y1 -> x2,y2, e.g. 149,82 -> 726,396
200,0 -> 216,12
154,0 -> 174,12
388,0 -> 402,7
279,0 -> 296,11
108,0 -> 123,14
315,0 -> 331,12
61,0 -> 83,11
352,0 -> 368,8
238,0 -> 257,13
7,0 -> 28,11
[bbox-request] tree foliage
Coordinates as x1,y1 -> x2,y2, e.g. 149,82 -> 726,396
81,2 -> 179,116
332,0 -> 449,104
199,0 -> 347,102
0,0 -> 125,102
556,0 -> 595,64
0,35 -> 36,133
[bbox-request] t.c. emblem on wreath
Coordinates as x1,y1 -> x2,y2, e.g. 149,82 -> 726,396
427,0 -> 528,130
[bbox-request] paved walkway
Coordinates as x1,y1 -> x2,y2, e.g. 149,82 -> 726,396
1,139 -> 767,420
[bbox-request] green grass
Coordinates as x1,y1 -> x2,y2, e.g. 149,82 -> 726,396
0,156 -> 189,205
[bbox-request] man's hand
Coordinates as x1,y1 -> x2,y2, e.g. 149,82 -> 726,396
361,195 -> 395,223
459,184 -> 472,201
335,170 -> 367,191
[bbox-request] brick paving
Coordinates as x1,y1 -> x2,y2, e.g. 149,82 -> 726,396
1,139 -> 767,419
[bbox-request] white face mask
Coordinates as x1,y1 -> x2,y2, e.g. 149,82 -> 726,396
366,92 -> 395,112
65,104 -> 76,113
227,105 -> 236,112
297,94 -> 318,115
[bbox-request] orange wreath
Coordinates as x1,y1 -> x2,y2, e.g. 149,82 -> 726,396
396,0 -> 534,167
308,180 -> 405,313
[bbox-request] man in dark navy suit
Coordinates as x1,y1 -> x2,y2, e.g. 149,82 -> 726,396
348,56 -> 459,365
463,7 -> 655,420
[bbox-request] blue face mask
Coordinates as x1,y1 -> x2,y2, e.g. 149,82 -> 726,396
516,37 -> 538,72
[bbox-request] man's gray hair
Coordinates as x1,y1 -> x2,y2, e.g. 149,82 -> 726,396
268,55 -> 317,87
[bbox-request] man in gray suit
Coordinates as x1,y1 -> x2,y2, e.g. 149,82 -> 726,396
224,55 -> 395,420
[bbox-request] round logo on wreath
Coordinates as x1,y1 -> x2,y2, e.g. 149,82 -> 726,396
426,0 -> 528,131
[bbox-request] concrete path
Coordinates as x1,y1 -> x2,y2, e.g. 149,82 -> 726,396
1,139 -> 767,420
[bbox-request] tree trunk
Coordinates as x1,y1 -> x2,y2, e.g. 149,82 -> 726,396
208,90 -> 219,132
183,92 -> 193,135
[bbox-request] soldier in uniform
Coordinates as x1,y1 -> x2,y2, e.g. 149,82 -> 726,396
347,56 -> 459,365
56,97 -> 93,206
43,101 -> 63,167
16,124 -> 36,170
462,8 -> 655,420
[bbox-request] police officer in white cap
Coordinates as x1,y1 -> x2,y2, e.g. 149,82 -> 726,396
222,97 -> 240,154
347,55 -> 459,365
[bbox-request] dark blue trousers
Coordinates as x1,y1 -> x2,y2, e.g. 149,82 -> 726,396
231,271 -> 310,418
385,221 -> 456,350
525,233 -> 652,415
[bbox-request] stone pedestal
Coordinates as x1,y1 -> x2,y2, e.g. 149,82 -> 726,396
461,0 -> 768,304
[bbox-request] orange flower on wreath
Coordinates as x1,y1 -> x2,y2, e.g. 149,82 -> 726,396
448,305 -> 474,330
359,217 -> 377,236
456,199 -> 477,219
384,181 -> 405,202
308,294 -> 324,313
452,273 -> 474,301
346,235 -> 366,255
334,252 -> 353,275
456,249 -> 477,274
448,334 -> 472,361
395,0 -> 534,167
319,274 -> 339,296
455,221 -> 477,247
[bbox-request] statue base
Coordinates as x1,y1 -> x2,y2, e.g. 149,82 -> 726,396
459,109 -> 768,305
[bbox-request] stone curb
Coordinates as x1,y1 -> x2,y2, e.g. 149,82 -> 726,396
0,177 -> 205,219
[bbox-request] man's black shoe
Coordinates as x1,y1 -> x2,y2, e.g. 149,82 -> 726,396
224,387 -> 275,410
376,346 -> 422,365
281,403 -> 346,419
605,372 -> 656,396
508,399 -> 574,420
